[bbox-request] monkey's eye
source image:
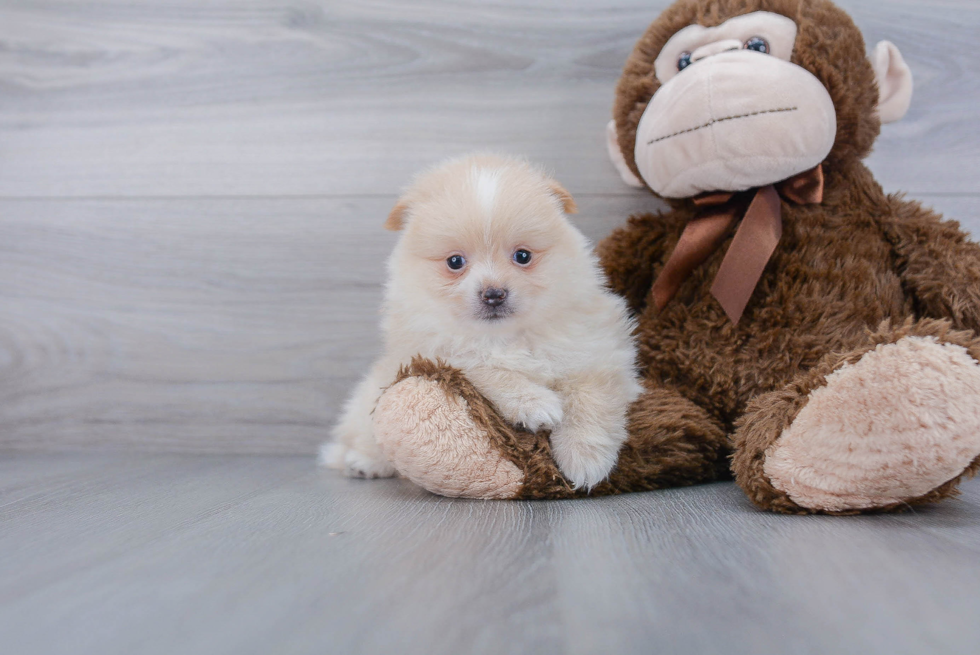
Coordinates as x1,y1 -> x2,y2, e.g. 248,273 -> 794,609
677,51 -> 693,71
512,249 -> 532,266
447,255 -> 466,271
744,37 -> 770,54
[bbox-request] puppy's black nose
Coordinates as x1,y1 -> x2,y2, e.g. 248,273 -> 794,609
481,287 -> 508,307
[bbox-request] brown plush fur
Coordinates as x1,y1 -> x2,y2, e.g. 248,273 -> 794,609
377,0 -> 980,512
596,0 -> 980,513
599,161 -> 928,429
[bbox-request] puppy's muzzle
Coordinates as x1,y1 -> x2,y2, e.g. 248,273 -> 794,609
481,287 -> 508,307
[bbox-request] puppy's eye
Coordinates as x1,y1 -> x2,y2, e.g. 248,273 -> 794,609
512,249 -> 532,266
677,51 -> 693,71
743,37 -> 769,54
447,255 -> 466,271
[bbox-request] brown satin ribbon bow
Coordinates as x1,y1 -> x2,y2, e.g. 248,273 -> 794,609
650,164 -> 825,324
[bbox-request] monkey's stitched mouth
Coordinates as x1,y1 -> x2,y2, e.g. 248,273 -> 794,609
647,106 -> 799,145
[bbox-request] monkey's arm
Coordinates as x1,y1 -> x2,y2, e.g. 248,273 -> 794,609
881,197 -> 980,333
596,210 -> 680,316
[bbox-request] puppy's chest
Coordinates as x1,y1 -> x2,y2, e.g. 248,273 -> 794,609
455,340 -> 572,384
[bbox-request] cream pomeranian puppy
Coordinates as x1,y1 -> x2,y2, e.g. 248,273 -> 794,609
320,154 -> 642,489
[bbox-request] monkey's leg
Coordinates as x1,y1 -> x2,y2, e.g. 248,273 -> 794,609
373,358 -> 729,499
732,318 -> 980,514
596,385 -> 731,495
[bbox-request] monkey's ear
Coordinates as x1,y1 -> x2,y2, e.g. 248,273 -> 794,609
872,41 -> 913,124
547,181 -> 578,214
605,120 -> 645,188
384,200 -> 409,231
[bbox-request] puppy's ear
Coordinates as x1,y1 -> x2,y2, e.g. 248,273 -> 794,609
547,181 -> 578,215
384,200 -> 409,231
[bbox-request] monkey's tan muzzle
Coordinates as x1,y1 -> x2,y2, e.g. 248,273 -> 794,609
634,50 -> 837,199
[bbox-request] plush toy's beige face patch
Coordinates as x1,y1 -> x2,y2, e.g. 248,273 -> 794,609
634,11 -> 837,198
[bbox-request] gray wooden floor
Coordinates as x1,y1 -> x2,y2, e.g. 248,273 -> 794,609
2,1 -> 980,654
1,453 -> 978,655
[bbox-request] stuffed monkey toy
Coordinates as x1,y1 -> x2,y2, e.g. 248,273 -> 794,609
369,0 -> 980,514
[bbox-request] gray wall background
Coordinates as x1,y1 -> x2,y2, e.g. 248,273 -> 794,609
1,0 -> 978,454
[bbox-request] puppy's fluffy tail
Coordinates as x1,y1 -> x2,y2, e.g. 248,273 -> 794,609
317,441 -> 346,469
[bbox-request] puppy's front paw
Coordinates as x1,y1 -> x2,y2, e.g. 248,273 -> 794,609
506,387 -> 564,432
343,448 -> 397,479
551,428 -> 621,490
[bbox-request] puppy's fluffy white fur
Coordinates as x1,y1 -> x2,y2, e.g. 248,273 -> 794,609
320,154 -> 641,489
